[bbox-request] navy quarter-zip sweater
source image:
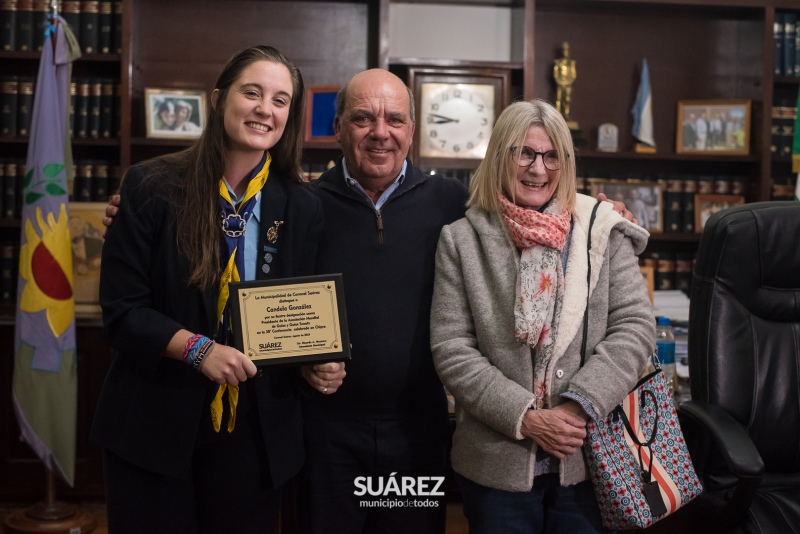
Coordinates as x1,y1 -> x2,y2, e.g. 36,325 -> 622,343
307,157 -> 468,420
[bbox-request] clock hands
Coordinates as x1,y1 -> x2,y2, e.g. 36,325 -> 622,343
427,113 -> 460,124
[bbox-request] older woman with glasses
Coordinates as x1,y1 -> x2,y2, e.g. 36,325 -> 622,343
430,99 -> 655,533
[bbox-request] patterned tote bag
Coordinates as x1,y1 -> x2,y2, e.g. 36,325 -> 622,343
579,202 -> 701,529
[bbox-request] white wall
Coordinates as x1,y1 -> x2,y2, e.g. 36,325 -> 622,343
389,3 -> 520,62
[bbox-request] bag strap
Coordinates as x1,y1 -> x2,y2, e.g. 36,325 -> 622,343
579,201 -> 602,368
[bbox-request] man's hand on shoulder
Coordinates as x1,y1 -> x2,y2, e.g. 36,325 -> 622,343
596,192 -> 638,225
102,194 -> 121,238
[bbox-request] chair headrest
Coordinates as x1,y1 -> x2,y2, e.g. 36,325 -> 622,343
694,202 -> 800,321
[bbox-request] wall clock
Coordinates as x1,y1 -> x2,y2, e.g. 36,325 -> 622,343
407,66 -> 510,169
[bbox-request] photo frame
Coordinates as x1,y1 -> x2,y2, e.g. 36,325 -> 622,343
69,202 -> 106,315
694,194 -> 745,233
144,88 -> 206,139
676,100 -> 751,156
590,180 -> 663,232
304,85 -> 339,143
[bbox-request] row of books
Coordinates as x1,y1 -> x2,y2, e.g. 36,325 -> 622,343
0,0 -> 123,54
770,102 -> 797,159
775,11 -> 800,78
0,159 -> 119,219
640,252 -> 694,295
0,76 -> 120,139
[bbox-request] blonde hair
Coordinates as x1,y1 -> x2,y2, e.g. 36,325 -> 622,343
468,99 -> 577,214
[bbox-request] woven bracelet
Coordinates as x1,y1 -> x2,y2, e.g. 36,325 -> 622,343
192,339 -> 215,371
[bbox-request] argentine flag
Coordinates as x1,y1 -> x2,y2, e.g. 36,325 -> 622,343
631,59 -> 655,148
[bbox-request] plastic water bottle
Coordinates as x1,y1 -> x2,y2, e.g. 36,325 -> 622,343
656,316 -> 676,396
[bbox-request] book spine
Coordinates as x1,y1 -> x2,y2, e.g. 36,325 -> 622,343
675,253 -> 693,296
796,14 -> 800,78
0,76 -> 18,138
88,79 -> 101,139
15,0 -> 32,51
16,76 -> 32,136
98,0 -> 110,53
100,79 -> 113,138
14,159 -> 23,218
32,0 -> 45,50
713,175 -> 732,196
80,0 -> 99,54
663,176 -> 682,233
681,177 -> 697,233
775,12 -> 786,76
1,241 -> 16,303
111,0 -> 121,53
785,12 -> 797,80
113,82 -> 120,137
61,0 -> 80,44
2,160 -> 15,219
92,161 -> 108,201
69,81 -> 76,137
655,253 -> 676,291
0,0 -> 16,52
781,103 -> 796,158
74,161 -> 93,202
771,105 -> 782,157
75,80 -> 89,138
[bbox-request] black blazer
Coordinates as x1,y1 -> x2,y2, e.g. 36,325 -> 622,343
91,159 -> 324,486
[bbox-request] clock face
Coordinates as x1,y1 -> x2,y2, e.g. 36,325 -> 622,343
419,82 -> 495,160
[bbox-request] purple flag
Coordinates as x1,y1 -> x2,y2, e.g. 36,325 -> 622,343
12,16 -> 80,486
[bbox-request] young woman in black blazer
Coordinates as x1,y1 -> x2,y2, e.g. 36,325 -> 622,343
92,45 -> 345,534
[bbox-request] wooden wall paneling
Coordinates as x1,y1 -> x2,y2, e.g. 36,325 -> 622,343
127,0 -> 372,146
524,0 -> 536,99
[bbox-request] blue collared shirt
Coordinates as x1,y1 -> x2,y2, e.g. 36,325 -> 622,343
342,159 -> 407,209
222,179 -> 260,282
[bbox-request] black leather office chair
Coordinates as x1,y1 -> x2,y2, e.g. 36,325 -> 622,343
678,201 -> 800,534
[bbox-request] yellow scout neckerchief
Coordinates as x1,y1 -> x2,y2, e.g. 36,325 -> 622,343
211,152 -> 270,432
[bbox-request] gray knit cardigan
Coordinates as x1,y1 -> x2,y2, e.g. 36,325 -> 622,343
430,194 -> 656,492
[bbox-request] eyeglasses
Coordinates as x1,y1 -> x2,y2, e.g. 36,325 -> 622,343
510,146 -> 561,171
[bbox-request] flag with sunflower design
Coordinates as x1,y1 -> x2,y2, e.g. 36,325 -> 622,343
12,17 -> 81,486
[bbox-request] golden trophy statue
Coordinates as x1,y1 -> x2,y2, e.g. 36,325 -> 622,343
553,41 -> 577,126
553,41 -> 584,145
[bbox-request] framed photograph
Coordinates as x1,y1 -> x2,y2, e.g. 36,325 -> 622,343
406,66 -> 511,168
69,202 -> 106,314
639,265 -> 654,304
590,180 -> 663,232
694,194 -> 745,233
305,85 -> 339,143
676,100 -> 751,155
144,88 -> 206,139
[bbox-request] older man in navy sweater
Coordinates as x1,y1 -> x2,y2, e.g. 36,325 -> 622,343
297,69 -> 468,534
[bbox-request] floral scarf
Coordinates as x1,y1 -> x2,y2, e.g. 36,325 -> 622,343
499,195 -> 571,409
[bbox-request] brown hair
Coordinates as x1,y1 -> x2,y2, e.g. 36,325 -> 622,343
158,45 -> 306,290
